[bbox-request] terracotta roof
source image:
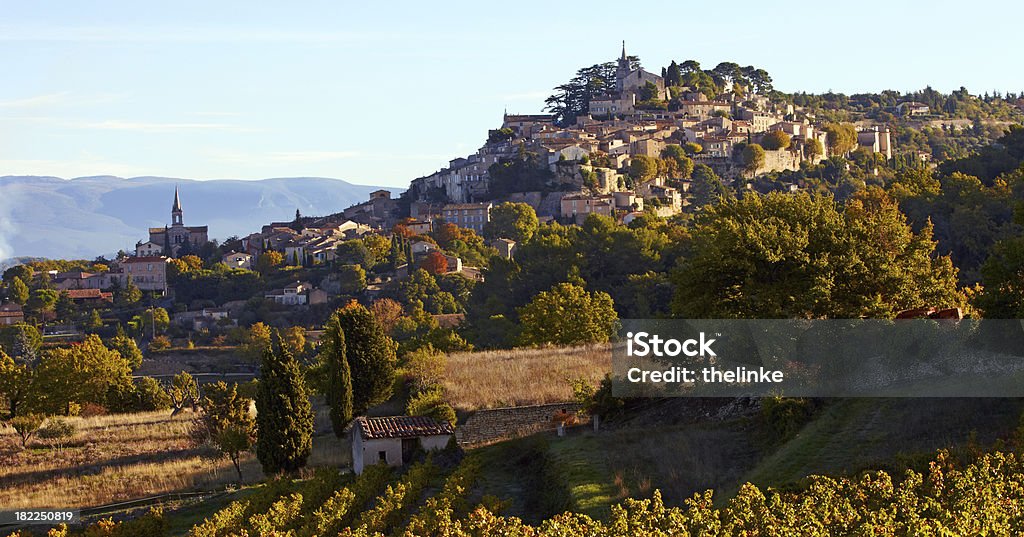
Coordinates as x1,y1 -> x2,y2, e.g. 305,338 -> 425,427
66,289 -> 113,301
121,256 -> 169,263
356,416 -> 455,440
0,311 -> 24,318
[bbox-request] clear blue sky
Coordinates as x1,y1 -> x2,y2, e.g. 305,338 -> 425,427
1,0 -> 1021,188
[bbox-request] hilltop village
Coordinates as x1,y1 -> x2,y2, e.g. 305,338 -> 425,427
5,46 -> 1022,343
7,40 -> 1024,535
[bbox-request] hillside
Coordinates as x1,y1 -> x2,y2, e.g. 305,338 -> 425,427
0,175 -> 392,260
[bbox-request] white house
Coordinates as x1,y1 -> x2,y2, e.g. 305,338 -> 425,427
135,241 -> 163,258
222,252 -> 253,270
351,416 -> 454,475
264,281 -> 311,305
410,240 -> 439,256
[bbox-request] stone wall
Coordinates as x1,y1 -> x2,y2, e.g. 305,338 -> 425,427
456,402 -> 582,447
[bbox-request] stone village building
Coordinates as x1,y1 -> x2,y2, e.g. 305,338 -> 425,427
352,416 -> 454,475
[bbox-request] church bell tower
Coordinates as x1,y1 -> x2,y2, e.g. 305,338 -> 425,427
172,186 -> 183,227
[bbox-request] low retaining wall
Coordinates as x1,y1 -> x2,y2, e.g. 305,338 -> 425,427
456,402 -> 582,447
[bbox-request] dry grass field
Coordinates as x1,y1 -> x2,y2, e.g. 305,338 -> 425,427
443,344 -> 611,410
0,409 -> 348,510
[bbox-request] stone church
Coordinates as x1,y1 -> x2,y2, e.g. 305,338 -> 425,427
140,186 -> 209,257
588,43 -> 669,117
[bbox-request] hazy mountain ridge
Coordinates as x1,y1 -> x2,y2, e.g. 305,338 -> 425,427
0,175 -> 393,261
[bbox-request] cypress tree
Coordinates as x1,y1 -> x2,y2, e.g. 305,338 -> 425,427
255,330 -> 313,475
322,312 -> 353,437
336,303 -> 397,414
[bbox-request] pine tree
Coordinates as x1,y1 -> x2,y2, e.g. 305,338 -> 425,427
8,277 -> 29,305
255,331 -> 313,475
321,312 -> 353,437
336,303 -> 397,415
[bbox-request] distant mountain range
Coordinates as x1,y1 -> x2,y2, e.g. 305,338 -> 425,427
0,175 -> 394,261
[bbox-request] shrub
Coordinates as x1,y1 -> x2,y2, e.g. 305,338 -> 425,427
406,388 -> 456,426
38,417 -> 76,452
10,413 -> 44,448
404,345 -> 447,393
761,395 -> 816,443
149,335 -> 172,352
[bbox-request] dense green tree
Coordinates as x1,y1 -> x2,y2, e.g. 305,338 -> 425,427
338,264 -> 368,295
0,350 -> 30,418
824,123 -> 859,156
255,331 -> 313,475
0,323 -> 41,361
32,335 -> 133,415
691,164 -> 732,208
321,312 -> 353,436
804,138 -> 824,159
671,190 -> 966,319
239,322 -> 273,362
117,275 -> 143,306
3,265 -> 33,286
8,277 -> 28,305
201,381 -> 253,438
660,145 -> 695,179
26,288 -> 58,318
336,240 -> 374,268
740,144 -> 766,177
665,60 -> 681,86
335,303 -> 397,414
629,155 -> 660,183
761,131 -> 792,150
483,202 -> 539,243
975,237 -> 1024,317
109,333 -> 143,369
256,251 -> 284,274
518,282 -> 619,346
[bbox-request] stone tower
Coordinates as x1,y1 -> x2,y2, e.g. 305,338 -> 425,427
172,185 -> 183,226
615,41 -> 631,93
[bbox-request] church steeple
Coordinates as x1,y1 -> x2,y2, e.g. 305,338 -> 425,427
616,40 -> 631,93
171,186 -> 183,226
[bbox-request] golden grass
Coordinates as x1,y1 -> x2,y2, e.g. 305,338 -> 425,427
442,344 -> 611,410
0,409 -> 349,509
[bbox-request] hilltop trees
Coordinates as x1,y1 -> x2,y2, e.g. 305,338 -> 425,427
335,303 -> 397,415
671,190 -> 966,319
255,331 -> 313,475
544,61 -> 636,125
321,311 -> 353,437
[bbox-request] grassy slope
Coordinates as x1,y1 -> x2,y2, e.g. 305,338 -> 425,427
741,397 -> 1024,491
470,417 -> 765,522
470,397 -> 1024,520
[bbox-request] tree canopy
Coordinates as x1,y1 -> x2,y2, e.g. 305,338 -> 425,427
671,190 -> 966,319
